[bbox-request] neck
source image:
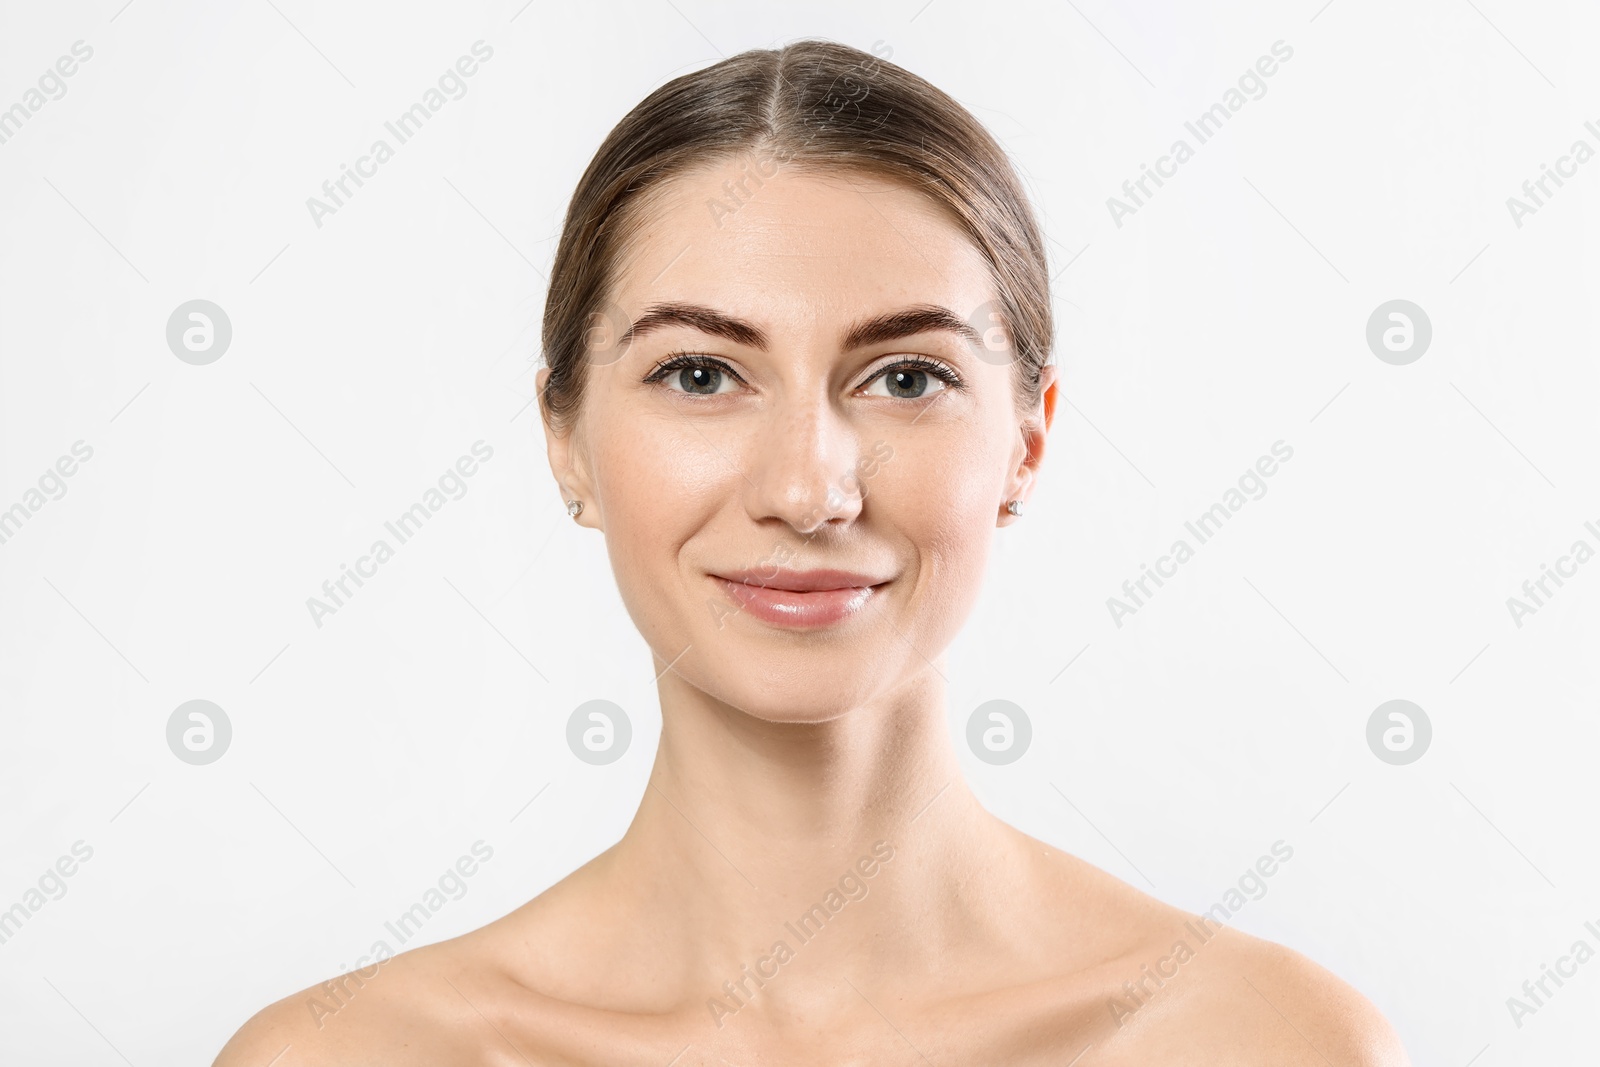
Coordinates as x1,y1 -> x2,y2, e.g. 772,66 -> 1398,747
599,658 -> 1020,996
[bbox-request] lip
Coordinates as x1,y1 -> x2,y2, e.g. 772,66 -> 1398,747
710,568 -> 891,629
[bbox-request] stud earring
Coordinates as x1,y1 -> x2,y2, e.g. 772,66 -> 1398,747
1006,499 -> 1023,516
566,499 -> 584,520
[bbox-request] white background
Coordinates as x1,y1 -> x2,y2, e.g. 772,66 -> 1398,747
1,0 -> 1596,1063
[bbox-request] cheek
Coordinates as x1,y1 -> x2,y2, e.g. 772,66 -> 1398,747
874,434 -> 1001,594
878,430 -> 1000,523
596,413 -> 735,520
590,422 -> 729,606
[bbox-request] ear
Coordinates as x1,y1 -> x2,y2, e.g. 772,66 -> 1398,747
536,366 -> 599,528
1000,362 -> 1058,525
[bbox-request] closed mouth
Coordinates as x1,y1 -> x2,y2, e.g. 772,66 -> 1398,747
711,568 -> 892,593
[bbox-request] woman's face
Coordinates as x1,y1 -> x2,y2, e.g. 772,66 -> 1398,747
540,158 -> 1055,724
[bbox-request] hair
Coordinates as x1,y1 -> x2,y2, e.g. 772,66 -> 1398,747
538,38 -> 1053,436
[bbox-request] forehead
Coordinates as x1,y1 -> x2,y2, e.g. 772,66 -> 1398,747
610,159 -> 995,331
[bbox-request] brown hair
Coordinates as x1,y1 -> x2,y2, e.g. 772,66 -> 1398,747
539,38 -> 1052,435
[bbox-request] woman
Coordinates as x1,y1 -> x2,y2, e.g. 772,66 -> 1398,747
217,39 -> 1410,1065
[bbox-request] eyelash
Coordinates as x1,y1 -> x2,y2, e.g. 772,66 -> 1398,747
641,351 -> 966,397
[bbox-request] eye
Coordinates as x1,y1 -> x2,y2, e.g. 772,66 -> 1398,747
859,356 -> 964,400
643,353 -> 745,397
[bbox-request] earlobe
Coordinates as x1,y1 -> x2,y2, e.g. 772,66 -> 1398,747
1000,468 -> 1034,523
536,367 -> 597,526
1000,418 -> 1043,523
560,479 -> 598,529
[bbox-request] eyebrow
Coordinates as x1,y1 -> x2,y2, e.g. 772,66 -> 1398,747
617,301 -> 984,352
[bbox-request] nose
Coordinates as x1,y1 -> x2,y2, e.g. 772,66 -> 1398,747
742,396 -> 863,535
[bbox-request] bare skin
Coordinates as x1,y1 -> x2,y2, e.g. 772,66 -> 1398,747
215,161 -> 1410,1066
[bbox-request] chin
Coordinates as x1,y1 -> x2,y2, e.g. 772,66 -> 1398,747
732,698 -> 861,726
705,642 -> 941,725
640,584 -> 946,723
665,652 -> 883,725
711,671 -> 874,725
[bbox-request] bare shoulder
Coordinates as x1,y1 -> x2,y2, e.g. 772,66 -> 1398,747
210,937 -> 503,1067
1156,922 -> 1413,1066
1010,831 -> 1409,1065
212,849 -> 635,1067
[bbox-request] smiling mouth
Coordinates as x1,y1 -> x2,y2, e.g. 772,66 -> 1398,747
709,569 -> 891,629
